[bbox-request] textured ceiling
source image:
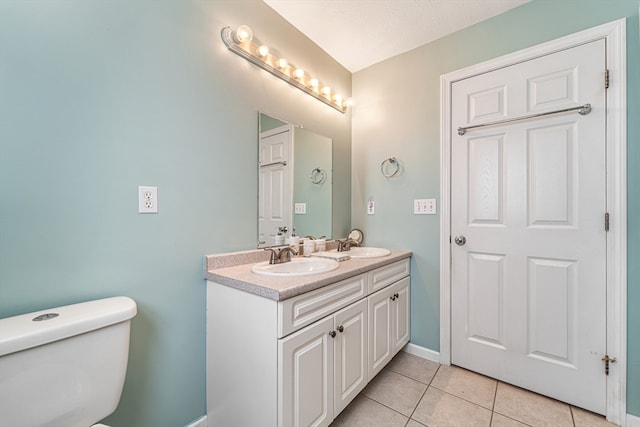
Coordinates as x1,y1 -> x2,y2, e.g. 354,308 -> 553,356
262,0 -> 531,73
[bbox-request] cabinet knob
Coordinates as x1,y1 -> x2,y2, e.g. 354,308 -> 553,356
390,293 -> 400,301
328,330 -> 336,338
337,325 -> 344,333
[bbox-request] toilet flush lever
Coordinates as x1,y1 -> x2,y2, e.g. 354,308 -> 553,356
454,235 -> 467,246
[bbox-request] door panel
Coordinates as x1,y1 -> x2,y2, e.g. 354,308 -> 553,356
451,39 -> 607,414
334,300 -> 368,415
391,278 -> 410,353
368,287 -> 392,381
279,316 -> 333,427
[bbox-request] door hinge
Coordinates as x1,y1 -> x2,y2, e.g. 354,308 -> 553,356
605,212 -> 610,231
602,354 -> 617,375
605,69 -> 610,89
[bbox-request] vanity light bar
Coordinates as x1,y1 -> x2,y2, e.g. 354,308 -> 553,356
220,26 -> 350,114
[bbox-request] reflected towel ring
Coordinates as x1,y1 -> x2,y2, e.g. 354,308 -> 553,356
310,167 -> 326,184
380,157 -> 400,178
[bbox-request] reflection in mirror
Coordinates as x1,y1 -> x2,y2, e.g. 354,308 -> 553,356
258,113 -> 332,247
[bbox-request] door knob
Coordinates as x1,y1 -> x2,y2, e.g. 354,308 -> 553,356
454,235 -> 467,246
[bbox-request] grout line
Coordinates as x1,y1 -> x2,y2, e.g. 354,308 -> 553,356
489,380 -> 499,426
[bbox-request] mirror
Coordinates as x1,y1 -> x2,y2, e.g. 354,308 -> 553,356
258,113 -> 332,247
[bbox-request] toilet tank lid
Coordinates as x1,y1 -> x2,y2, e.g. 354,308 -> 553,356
0,296 -> 137,356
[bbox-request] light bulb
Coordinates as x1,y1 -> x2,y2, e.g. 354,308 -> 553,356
235,25 -> 253,43
309,78 -> 319,90
322,86 -> 331,97
294,68 -> 305,79
257,45 -> 269,57
344,97 -> 354,108
334,94 -> 343,105
277,58 -> 288,69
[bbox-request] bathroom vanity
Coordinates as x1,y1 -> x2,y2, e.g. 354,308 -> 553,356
205,249 -> 411,427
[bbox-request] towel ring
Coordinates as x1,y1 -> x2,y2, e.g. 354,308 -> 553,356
310,167 -> 326,184
380,157 -> 400,178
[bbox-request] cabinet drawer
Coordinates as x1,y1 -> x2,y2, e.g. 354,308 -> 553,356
278,274 -> 366,338
368,259 -> 410,293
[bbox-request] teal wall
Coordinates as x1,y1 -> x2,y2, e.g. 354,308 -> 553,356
0,1 -> 351,426
352,0 -> 639,417
293,128 -> 332,238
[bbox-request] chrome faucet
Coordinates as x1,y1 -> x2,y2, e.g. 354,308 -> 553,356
265,246 -> 299,264
337,238 -> 360,252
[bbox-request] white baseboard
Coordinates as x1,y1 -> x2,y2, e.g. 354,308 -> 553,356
627,413 -> 640,427
402,342 -> 441,364
186,415 -> 207,427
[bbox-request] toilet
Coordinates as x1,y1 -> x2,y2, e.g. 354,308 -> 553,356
0,296 -> 137,427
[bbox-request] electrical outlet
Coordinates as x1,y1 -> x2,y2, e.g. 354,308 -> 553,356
139,186 -> 158,213
367,199 -> 375,215
414,198 -> 436,215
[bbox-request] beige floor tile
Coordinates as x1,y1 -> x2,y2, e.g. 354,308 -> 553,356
330,395 -> 408,427
494,383 -> 573,427
406,419 -> 428,427
491,413 -> 529,427
430,365 -> 497,409
412,387 -> 492,427
572,406 -> 617,427
386,351 -> 440,384
363,369 -> 427,416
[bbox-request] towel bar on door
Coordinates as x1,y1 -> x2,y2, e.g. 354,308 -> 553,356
457,103 -> 591,136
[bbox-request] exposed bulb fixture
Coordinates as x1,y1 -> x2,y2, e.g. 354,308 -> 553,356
257,45 -> 269,57
235,25 -> 253,43
220,25 -> 350,113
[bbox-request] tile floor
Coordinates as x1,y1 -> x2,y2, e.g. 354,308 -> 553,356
330,352 -> 616,427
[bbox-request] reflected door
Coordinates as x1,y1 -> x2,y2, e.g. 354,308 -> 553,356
259,125 -> 292,247
451,39 -> 607,413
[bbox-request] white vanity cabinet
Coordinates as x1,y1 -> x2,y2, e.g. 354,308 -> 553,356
206,257 -> 410,427
279,298 -> 368,427
368,276 -> 410,380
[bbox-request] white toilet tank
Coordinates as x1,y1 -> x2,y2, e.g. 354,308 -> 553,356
0,296 -> 137,427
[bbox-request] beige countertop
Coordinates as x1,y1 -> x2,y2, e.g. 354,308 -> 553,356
205,249 -> 412,301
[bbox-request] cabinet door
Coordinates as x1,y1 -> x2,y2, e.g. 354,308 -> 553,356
279,316 -> 334,427
333,299 -> 368,414
368,285 -> 394,380
391,277 -> 411,353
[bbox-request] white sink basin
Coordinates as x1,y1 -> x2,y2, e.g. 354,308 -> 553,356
251,257 -> 340,277
340,247 -> 391,259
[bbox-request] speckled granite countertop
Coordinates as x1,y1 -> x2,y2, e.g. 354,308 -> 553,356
205,249 -> 412,301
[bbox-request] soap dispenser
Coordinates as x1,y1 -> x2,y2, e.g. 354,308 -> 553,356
289,227 -> 300,248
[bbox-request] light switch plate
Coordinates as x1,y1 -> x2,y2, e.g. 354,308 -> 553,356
367,200 -> 375,215
414,198 -> 436,215
295,203 -> 306,214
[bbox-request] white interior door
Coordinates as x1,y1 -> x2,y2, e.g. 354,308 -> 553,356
259,125 -> 292,247
451,39 -> 607,414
